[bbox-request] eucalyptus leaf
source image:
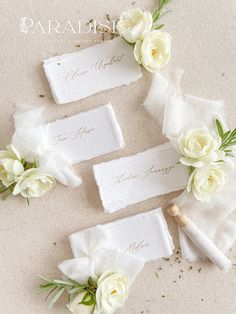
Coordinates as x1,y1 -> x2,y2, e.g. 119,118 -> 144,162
88,277 -> 94,286
222,130 -> 231,142
216,119 -> 224,138
216,119 -> 236,152
80,292 -> 90,303
1,189 -> 12,200
37,275 -> 97,309
0,186 -> 8,193
48,287 -> 65,309
36,286 -> 55,294
152,0 -> 172,23
69,287 -> 82,295
53,279 -> 75,286
153,24 -> 165,30
79,292 -> 95,306
37,274 -> 55,284
67,278 -> 83,286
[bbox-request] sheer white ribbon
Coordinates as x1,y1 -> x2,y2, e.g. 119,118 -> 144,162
144,69 -> 236,261
12,107 -> 81,188
58,227 -> 145,284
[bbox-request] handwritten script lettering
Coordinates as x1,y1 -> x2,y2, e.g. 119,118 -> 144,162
125,240 -> 150,253
64,69 -> 89,83
63,54 -> 126,83
112,164 -> 175,185
112,173 -> 140,185
144,165 -> 174,177
92,54 -> 125,71
52,126 -> 95,145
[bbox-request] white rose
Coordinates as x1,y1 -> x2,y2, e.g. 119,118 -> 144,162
187,163 -> 226,202
96,271 -> 130,314
134,30 -> 171,72
117,8 -> 153,43
0,145 -> 24,187
12,168 -> 56,198
67,292 -> 94,314
179,128 -> 225,167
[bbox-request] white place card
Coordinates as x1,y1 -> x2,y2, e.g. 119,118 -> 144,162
47,104 -> 125,164
43,38 -> 142,104
69,208 -> 174,262
93,143 -> 189,213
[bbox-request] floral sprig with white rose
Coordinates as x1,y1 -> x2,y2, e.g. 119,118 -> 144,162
37,271 -> 130,314
0,145 -> 56,203
0,107 -> 81,203
37,228 -> 144,314
179,119 -> 236,202
117,0 -> 172,73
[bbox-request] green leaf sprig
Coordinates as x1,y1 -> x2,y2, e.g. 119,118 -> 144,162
152,0 -> 172,29
37,274 -> 98,311
216,119 -> 236,157
0,182 -> 15,199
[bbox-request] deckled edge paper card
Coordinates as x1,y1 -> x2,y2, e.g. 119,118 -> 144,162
69,208 -> 174,262
43,37 -> 142,104
46,103 -> 125,164
93,143 -> 189,213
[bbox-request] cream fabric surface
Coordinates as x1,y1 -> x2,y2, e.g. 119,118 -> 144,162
144,69 -> 236,261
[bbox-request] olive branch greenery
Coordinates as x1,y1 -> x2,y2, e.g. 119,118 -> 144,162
36,274 -> 98,312
216,119 -> 236,157
152,0 -> 172,30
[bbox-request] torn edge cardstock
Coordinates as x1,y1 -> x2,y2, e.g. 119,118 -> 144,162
47,103 -> 125,164
93,143 -> 189,213
43,37 -> 142,104
69,208 -> 174,262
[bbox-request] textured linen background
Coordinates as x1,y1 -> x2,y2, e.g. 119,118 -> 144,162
0,1 -> 235,313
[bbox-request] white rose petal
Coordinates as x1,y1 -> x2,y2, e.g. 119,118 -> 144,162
134,30 -> 171,73
179,128 -> 224,167
13,168 -> 56,198
134,39 -> 142,64
117,8 -> 153,43
0,145 -> 24,187
187,163 -> 226,202
7,144 -> 22,160
96,271 -> 130,314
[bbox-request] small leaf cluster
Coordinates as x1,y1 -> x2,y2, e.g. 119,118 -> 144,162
0,182 -> 15,200
216,119 -> 236,156
152,0 -> 172,30
37,274 -> 98,311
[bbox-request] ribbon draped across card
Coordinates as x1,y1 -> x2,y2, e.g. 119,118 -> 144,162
43,38 -> 142,105
69,208 -> 174,262
93,143 -> 189,213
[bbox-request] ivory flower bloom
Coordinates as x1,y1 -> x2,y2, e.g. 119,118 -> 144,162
117,8 -> 153,43
13,168 -> 56,198
187,163 -> 226,202
0,145 -> 24,187
134,30 -> 171,72
179,128 -> 224,167
96,271 -> 130,313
